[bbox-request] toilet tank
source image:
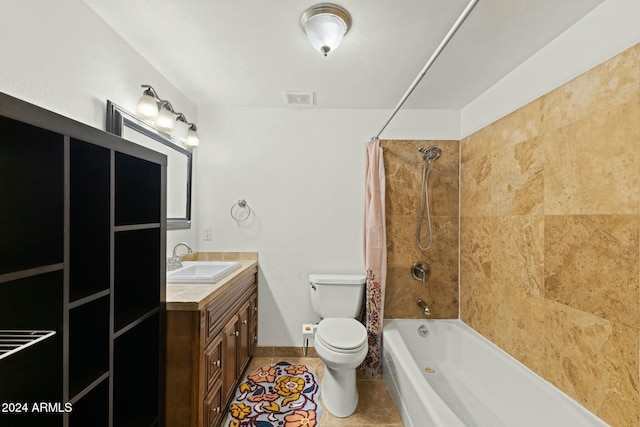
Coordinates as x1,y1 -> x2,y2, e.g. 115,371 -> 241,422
309,274 -> 366,318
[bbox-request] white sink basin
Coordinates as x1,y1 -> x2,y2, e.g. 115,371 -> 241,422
167,261 -> 242,283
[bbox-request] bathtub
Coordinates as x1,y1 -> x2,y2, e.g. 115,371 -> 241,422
382,319 -> 608,427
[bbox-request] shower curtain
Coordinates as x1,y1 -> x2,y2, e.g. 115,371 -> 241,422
363,138 -> 386,376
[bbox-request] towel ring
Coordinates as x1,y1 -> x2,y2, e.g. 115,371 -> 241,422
230,199 -> 251,221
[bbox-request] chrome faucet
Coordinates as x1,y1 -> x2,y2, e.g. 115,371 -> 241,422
417,299 -> 431,317
168,242 -> 193,271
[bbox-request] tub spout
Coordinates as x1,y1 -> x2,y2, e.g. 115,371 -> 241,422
417,299 -> 431,317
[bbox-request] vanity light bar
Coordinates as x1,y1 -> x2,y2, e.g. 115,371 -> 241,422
136,84 -> 200,148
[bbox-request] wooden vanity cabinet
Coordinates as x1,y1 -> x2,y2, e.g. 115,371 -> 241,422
166,267 -> 258,427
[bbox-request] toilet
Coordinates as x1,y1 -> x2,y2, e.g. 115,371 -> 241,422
309,273 -> 368,418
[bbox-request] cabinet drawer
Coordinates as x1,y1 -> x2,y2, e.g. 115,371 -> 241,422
204,380 -> 224,427
204,334 -> 223,392
205,273 -> 256,344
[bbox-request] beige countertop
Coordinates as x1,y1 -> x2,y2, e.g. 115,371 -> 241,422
166,252 -> 258,311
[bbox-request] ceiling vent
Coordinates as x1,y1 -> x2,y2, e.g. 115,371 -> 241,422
283,91 -> 315,107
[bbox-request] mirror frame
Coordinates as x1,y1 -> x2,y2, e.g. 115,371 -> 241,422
106,100 -> 192,230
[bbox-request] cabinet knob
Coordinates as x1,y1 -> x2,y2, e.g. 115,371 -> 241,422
214,406 -> 220,414
234,331 -> 239,337
242,319 -> 248,325
215,359 -> 221,368
254,306 -> 258,312
253,335 -> 258,341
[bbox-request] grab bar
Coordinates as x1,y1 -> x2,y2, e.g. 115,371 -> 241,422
417,299 -> 431,317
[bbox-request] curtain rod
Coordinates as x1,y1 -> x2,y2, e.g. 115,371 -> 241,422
372,0 -> 479,140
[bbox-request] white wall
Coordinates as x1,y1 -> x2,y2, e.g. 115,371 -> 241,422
195,0 -> 640,347
461,0 -> 640,137
0,0 -> 199,251
196,107 -> 459,345
8,0 -> 637,348
0,0 -> 459,347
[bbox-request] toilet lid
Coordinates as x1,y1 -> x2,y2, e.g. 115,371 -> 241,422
316,318 -> 367,350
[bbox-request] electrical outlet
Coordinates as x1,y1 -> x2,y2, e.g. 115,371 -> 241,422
203,227 -> 212,241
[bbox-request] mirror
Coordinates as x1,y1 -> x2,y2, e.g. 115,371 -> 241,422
106,100 -> 192,230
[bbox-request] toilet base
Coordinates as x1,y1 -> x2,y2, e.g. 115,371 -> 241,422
321,366 -> 358,418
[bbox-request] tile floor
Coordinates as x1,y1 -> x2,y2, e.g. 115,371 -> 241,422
244,353 -> 404,426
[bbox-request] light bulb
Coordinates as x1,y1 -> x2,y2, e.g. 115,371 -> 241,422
136,90 -> 158,122
171,117 -> 190,143
185,126 -> 199,148
156,103 -> 175,133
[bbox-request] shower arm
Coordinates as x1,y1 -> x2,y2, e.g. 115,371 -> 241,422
371,0 -> 479,140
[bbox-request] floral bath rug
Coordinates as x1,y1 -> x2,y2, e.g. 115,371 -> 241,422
225,361 -> 322,427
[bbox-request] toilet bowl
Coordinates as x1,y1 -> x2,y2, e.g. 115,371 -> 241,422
308,273 -> 367,417
314,317 -> 367,417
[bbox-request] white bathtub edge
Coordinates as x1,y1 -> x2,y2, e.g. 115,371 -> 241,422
383,322 -> 466,427
382,319 -> 609,427
455,319 -> 609,426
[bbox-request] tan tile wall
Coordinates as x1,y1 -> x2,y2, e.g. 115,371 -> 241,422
460,44 -> 640,426
381,139 -> 459,319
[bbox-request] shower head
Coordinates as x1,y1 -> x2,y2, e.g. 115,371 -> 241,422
418,146 -> 441,162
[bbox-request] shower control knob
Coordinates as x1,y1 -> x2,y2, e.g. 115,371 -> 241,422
411,262 -> 431,283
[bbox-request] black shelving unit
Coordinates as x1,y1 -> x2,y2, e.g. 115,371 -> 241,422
114,226 -> 161,332
114,313 -> 161,427
69,139 -> 111,302
0,92 -> 166,427
69,295 -> 110,398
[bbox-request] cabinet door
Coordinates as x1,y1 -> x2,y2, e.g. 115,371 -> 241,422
249,319 -> 258,356
222,315 -> 239,402
249,290 -> 258,355
237,300 -> 251,376
204,333 -> 223,393
203,380 -> 223,427
249,291 -> 258,324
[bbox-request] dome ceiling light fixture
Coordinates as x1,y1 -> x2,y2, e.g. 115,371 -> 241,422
301,3 -> 352,57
